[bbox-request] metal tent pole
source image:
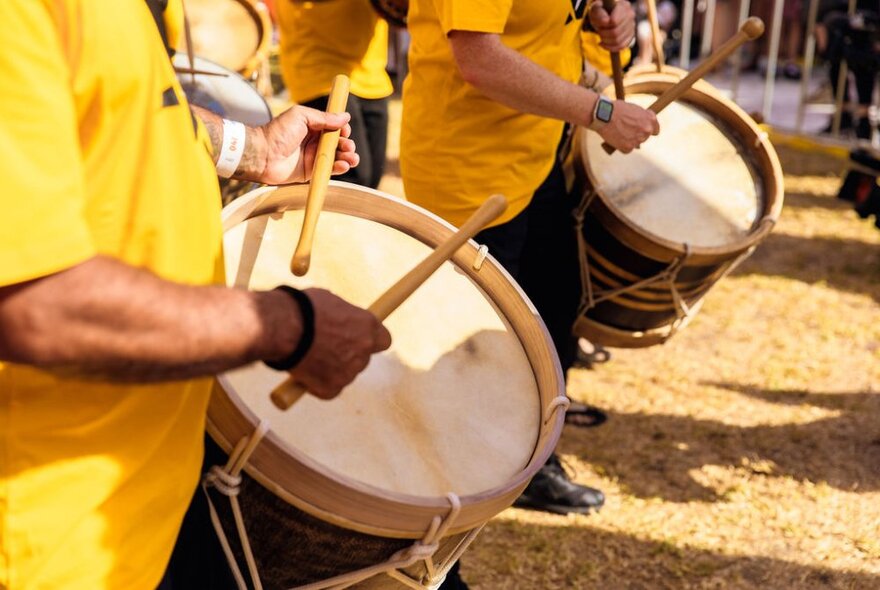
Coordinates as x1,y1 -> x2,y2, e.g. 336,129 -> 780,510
730,0 -> 753,101
795,0 -> 821,132
681,0 -> 696,69
761,0 -> 786,121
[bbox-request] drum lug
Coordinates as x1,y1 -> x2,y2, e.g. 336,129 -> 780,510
472,245 -> 489,271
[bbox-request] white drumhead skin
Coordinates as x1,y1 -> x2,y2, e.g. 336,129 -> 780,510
172,55 -> 271,127
222,209 -> 541,498
177,0 -> 260,73
584,94 -> 760,248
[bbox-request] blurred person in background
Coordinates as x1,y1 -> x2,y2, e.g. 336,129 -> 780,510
816,0 -> 880,138
277,0 -> 393,188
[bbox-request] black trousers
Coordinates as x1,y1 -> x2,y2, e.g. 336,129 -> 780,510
440,155 -> 583,590
303,94 -> 389,189
472,159 -> 582,372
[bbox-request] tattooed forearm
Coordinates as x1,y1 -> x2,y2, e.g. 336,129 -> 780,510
190,105 -> 268,182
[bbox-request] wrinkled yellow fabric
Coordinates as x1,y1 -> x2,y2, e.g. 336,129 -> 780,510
0,1 -> 221,588
401,0 -> 585,228
277,0 -> 393,102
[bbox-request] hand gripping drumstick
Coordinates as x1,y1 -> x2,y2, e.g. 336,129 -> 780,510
601,17 -> 764,154
290,74 -> 351,276
270,194 -> 509,411
600,0 -> 627,100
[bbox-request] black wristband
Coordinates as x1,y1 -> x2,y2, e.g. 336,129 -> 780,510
264,285 -> 315,371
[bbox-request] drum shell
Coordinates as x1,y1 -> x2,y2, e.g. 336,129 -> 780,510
207,443 -> 470,589
180,0 -> 272,78
208,183 -> 566,586
572,75 -> 783,347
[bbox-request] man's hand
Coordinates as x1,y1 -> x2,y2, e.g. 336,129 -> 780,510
191,104 -> 360,186
255,106 -> 360,185
287,288 -> 392,400
589,1 -> 636,52
597,100 -> 660,153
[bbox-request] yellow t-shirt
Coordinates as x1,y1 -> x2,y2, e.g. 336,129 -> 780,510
0,1 -> 222,589
277,0 -> 393,102
581,31 -> 632,77
400,0 -> 586,228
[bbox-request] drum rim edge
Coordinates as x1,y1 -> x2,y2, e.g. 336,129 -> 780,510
209,181 -> 566,538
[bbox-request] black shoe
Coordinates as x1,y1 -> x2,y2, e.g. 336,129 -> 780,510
513,455 -> 605,515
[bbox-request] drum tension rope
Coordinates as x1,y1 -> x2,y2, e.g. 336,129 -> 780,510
202,421 -> 485,590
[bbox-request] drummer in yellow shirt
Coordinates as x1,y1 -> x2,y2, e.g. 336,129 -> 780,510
0,2 -> 391,589
401,0 -> 657,522
277,0 -> 394,189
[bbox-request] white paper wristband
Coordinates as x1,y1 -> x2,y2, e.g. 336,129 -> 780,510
216,119 -> 246,179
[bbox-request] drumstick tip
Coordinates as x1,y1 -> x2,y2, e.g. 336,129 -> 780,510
291,255 -> 311,276
742,17 -> 764,40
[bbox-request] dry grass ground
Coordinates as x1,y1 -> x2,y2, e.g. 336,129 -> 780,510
464,146 -> 879,589
379,109 -> 879,588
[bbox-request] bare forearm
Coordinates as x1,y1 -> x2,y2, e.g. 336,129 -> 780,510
191,104 -> 269,182
0,256 -> 300,381
449,32 -> 600,128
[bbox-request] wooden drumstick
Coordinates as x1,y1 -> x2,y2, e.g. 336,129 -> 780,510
601,0 -> 627,100
290,74 -> 351,276
601,17 -> 764,154
644,0 -> 666,72
270,194 -> 509,411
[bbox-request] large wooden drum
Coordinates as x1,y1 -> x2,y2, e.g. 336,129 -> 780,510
572,75 -> 783,348
207,182 -> 566,589
178,0 -> 271,82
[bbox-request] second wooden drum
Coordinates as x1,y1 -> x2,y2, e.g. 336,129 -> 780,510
572,75 -> 784,348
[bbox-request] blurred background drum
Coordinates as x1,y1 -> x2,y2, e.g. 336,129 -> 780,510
178,0 -> 272,94
207,182 -> 566,588
173,54 -> 272,204
571,74 -> 784,348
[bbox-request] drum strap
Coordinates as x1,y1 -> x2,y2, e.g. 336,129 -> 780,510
202,421 -> 479,590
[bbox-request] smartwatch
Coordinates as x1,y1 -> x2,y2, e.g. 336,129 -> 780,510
589,95 -> 614,131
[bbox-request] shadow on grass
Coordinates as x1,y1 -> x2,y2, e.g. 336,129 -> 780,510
781,190 -> 853,211
463,519 -> 879,589
735,232 -> 880,302
560,386 -> 880,503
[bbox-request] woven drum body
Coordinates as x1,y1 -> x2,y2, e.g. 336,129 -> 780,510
178,0 -> 271,78
210,183 -> 566,589
572,76 -> 783,348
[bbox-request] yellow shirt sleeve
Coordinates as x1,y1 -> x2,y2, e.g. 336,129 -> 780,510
0,2 -> 95,286
436,0 -> 513,35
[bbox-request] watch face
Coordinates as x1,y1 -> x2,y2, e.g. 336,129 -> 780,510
597,99 -> 614,123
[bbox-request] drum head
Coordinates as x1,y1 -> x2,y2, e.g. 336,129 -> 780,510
583,94 -> 762,249
173,54 -> 271,127
179,0 -> 263,73
220,186 -> 543,500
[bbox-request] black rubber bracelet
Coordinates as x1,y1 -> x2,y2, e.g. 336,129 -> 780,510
264,285 -> 315,371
